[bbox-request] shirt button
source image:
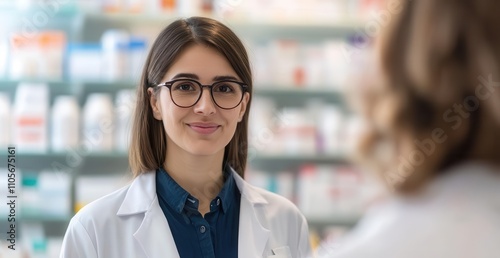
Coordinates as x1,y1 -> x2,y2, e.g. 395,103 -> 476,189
217,199 -> 221,206
200,226 -> 206,233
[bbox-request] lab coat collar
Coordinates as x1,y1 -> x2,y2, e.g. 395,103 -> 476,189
116,169 -> 272,258
117,172 -> 180,258
117,171 -> 156,215
230,166 -> 268,205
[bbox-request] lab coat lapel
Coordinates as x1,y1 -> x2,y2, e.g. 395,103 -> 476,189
233,170 -> 271,258
117,172 -> 180,258
133,200 -> 180,258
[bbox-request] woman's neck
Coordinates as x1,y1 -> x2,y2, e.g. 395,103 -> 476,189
163,147 -> 225,212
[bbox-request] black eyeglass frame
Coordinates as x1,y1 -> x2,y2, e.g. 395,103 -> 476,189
155,78 -> 249,110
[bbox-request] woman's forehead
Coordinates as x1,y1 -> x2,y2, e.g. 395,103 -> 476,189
162,44 -> 239,82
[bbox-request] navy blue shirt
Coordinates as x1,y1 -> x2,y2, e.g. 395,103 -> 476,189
156,166 -> 241,258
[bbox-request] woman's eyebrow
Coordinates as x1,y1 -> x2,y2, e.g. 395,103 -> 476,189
213,75 -> 239,81
171,74 -> 238,81
172,73 -> 199,80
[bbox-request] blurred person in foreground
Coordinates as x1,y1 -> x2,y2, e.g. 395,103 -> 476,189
327,0 -> 500,257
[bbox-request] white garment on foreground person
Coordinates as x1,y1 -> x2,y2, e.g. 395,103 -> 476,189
59,168 -> 311,258
327,162 -> 500,258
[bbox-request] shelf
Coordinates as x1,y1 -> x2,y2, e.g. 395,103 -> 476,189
85,12 -> 363,30
0,78 -> 136,89
249,154 -> 348,171
0,151 -> 130,174
254,87 -> 345,106
82,13 -> 362,41
20,214 -> 70,223
227,19 -> 363,40
252,154 -> 346,164
0,214 -> 69,224
255,87 -> 341,96
0,151 -> 128,159
308,213 -> 361,228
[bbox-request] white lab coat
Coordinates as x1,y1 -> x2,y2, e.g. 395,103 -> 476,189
322,162 -> 500,258
60,169 -> 311,258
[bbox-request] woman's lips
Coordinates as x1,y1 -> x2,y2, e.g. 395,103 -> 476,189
188,123 -> 220,135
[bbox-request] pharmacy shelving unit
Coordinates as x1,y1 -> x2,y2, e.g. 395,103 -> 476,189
0,8 -> 364,239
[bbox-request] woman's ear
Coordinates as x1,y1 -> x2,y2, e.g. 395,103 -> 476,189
238,92 -> 250,122
148,87 -> 162,120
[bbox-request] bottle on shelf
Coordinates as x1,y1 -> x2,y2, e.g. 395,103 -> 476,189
67,43 -> 103,81
114,89 -> 135,152
128,37 -> 147,81
9,31 -> 66,80
12,83 -> 49,153
82,93 -> 114,152
51,95 -> 80,152
101,30 -> 129,81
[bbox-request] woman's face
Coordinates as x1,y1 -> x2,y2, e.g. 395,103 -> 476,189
149,44 -> 249,158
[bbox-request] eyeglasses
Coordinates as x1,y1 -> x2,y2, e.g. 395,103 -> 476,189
156,78 -> 248,109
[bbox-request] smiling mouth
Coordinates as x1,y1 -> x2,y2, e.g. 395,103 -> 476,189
188,123 -> 220,135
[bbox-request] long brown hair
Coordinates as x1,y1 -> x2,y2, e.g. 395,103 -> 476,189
355,0 -> 500,193
129,17 -> 252,177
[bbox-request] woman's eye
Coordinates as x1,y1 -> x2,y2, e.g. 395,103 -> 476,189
180,84 -> 192,90
174,83 -> 195,91
215,84 -> 234,93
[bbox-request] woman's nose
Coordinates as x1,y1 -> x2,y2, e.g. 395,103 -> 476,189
193,88 -> 216,115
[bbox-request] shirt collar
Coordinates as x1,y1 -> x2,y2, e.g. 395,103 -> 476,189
156,167 -> 190,214
217,166 -> 236,213
155,165 -> 237,214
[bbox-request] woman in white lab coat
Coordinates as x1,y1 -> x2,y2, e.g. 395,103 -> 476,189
60,17 -> 311,258
323,0 -> 500,257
